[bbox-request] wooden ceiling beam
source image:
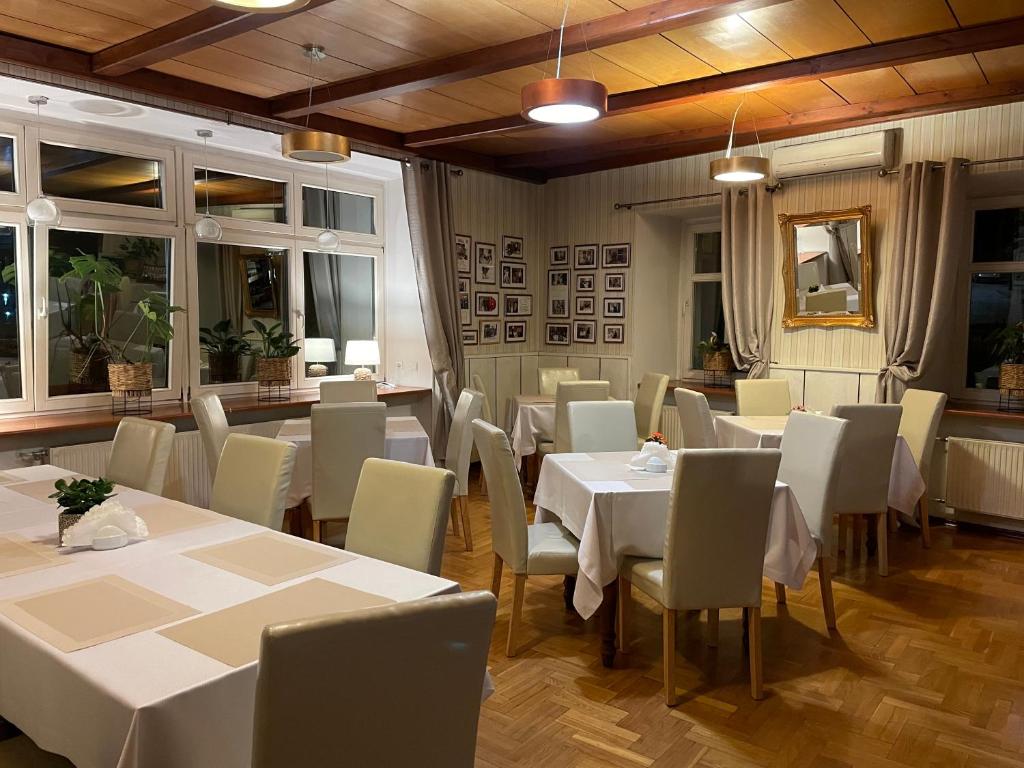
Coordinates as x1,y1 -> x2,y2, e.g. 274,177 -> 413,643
404,17 -> 1024,148
270,0 -> 790,118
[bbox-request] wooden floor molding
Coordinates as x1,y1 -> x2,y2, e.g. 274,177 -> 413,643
442,470 -> 1024,767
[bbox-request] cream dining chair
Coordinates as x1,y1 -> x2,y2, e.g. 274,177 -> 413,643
191,393 -> 229,479
319,379 -> 378,403
775,411 -> 848,630
251,591 -> 497,768
473,420 -> 580,657
345,458 -> 455,576
444,389 -> 483,551
735,379 -> 792,416
210,433 -> 296,531
310,402 -> 386,546
538,380 -> 611,456
634,372 -> 670,445
618,448 -> 781,705
567,401 -> 637,452
106,417 -> 176,495
538,367 -> 579,397
674,388 -> 718,448
898,388 -> 947,548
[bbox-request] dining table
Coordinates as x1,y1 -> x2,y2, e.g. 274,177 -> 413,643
508,394 -> 555,464
0,464 -> 466,768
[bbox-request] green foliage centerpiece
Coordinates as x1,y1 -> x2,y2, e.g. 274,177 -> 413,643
50,477 -> 116,541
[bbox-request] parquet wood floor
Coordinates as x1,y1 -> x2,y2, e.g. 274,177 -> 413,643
443,471 -> 1024,768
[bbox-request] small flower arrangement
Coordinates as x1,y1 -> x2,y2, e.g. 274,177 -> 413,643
645,432 -> 667,445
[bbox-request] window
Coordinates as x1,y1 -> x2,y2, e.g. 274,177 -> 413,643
0,136 -> 14,194
302,250 -> 376,377
0,224 -> 23,400
301,186 -> 375,235
194,167 -> 287,224
683,227 -> 725,374
40,142 -> 163,208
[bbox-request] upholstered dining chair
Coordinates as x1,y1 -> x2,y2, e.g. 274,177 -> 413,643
567,401 -> 638,452
252,591 -> 497,768
345,458 -> 456,576
310,402 -> 386,545
775,411 -> 848,630
538,367 -> 579,397
829,404 -> 903,576
106,417 -> 176,495
210,433 -> 296,531
444,389 -> 484,551
319,379 -> 378,403
618,449 -> 781,705
538,380 -> 611,456
471,373 -> 493,496
674,388 -> 718,448
735,379 -> 792,416
634,372 -> 670,445
472,420 -> 580,657
191,393 -> 229,479
898,388 -> 947,548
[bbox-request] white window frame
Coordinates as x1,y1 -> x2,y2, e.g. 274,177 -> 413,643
33,217 -> 187,412
0,120 -> 25,212
678,219 -> 724,380
293,169 -> 383,248
0,214 -> 34,415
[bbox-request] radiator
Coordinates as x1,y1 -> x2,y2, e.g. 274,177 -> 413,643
658,406 -> 683,450
945,437 -> 1024,521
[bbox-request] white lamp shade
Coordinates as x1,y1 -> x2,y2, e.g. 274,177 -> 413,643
344,339 -> 380,366
304,338 -> 336,363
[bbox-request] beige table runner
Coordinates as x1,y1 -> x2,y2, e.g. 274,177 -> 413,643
0,471 -> 25,485
0,575 -> 198,652
159,578 -> 393,667
6,476 -> 90,504
0,535 -> 67,578
183,533 -> 354,586
134,499 -> 223,538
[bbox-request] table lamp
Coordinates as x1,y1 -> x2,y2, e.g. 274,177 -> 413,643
344,339 -> 379,381
304,338 -> 336,377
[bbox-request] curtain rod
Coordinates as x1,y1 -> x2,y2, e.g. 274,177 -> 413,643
879,154 -> 1024,176
613,185 -> 779,211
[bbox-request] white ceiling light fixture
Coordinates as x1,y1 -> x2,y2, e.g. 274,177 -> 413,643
194,129 -> 223,242
521,0 -> 607,125
25,95 -> 61,227
281,45 -> 351,164
709,101 -> 770,183
211,0 -> 311,12
315,162 -> 340,253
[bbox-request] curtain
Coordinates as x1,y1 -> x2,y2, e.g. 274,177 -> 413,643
309,253 -> 344,363
721,185 -> 774,379
878,158 -> 967,402
217,245 -> 243,332
402,159 -> 463,454
824,221 -> 858,287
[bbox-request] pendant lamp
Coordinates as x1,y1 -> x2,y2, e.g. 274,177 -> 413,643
315,162 -> 340,252
194,130 -> 223,241
709,101 -> 770,183
25,96 -> 61,227
212,0 -> 310,12
281,45 -> 350,163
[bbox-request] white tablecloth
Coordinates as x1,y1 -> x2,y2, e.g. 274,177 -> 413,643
278,416 -> 434,507
508,395 -> 555,463
533,452 -> 816,618
0,464 -> 462,768
715,414 -> 926,516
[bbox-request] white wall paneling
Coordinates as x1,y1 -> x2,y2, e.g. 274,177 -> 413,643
495,356 -> 522,432
804,370 -> 861,412
600,357 -> 631,401
520,354 -> 539,396
769,368 -> 805,408
568,356 -> 601,381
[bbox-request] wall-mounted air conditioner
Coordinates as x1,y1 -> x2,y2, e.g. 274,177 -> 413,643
771,130 -> 898,180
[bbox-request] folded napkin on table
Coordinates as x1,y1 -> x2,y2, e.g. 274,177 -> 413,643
62,499 -> 149,548
628,442 -> 677,471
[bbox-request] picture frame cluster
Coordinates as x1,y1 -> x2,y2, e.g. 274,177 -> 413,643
457,233 -> 532,346
546,242 -> 630,346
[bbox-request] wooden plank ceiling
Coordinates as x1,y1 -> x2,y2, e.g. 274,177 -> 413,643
1,0 -> 1023,180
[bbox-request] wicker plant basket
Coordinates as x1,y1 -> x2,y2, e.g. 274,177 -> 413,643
108,362 -> 153,394
256,357 -> 291,385
70,348 -> 110,392
703,350 -> 735,372
208,352 -> 241,384
58,512 -> 82,543
999,363 -> 1024,392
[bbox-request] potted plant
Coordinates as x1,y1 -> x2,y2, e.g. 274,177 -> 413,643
251,319 -> 300,388
199,320 -> 254,384
698,331 -> 734,372
995,321 -> 1024,393
107,291 -> 184,405
49,477 -> 116,541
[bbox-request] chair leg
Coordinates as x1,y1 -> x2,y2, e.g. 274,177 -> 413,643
748,607 -> 764,700
617,577 -> 631,653
774,582 -> 787,604
706,608 -> 719,647
490,554 -> 503,598
449,499 -> 461,537
663,608 -> 678,707
876,512 -> 889,577
312,519 -> 322,543
460,496 -> 473,552
818,556 -> 837,630
506,574 -> 526,657
919,498 -> 931,549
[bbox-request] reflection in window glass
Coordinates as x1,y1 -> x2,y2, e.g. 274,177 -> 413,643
973,208 -> 1024,263
194,168 -> 287,224
0,136 -> 14,193
303,251 -> 375,375
691,281 -> 725,371
966,271 -> 1024,389
47,230 -> 172,397
41,143 -> 162,208
197,242 -> 288,385
694,231 -> 721,273
0,226 -> 21,399
302,187 -> 375,235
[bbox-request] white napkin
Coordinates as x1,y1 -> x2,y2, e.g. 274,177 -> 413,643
629,442 -> 676,471
61,499 -> 149,548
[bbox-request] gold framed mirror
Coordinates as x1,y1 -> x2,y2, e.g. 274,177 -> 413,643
778,205 -> 874,328
238,252 -> 281,318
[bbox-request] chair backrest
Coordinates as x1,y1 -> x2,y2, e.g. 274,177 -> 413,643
252,591 -> 497,768
538,367 -> 579,397
311,403 -> 386,523
472,420 -> 529,573
554,380 -> 610,453
471,373 -> 493,423
319,379 -> 378,404
567,401 -> 637,452
735,379 -> 792,416
107,417 -> 176,494
634,372 -> 670,439
898,388 -> 947,482
211,434 -> 296,530
662,449 -> 781,611
673,388 -> 717,448
191,393 -> 229,478
345,459 -> 455,576
777,411 -> 848,549
444,389 -> 483,496
829,404 -> 903,515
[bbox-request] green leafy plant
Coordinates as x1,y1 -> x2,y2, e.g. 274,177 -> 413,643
199,319 -> 254,357
251,319 -> 300,359
111,292 -> 184,364
994,321 -> 1024,365
55,250 -> 124,360
49,477 -> 116,516
697,330 -> 729,354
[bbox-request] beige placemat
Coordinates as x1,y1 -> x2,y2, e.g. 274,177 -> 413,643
134,499 -> 224,538
0,575 -> 198,653
386,417 -> 425,435
183,533 -> 354,586
159,578 -> 394,667
276,421 -> 310,438
0,471 -> 25,485
0,535 -> 67,578
6,476 -> 91,504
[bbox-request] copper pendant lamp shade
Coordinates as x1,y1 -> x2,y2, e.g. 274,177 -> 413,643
212,0 -> 311,11
709,155 -> 770,183
522,78 -> 608,124
281,131 -> 351,163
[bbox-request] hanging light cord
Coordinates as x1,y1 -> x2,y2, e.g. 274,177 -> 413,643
305,46 -> 316,129
322,162 -> 331,229
202,135 -> 212,216
554,0 -> 570,78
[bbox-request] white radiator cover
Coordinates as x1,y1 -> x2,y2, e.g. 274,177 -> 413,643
945,437 -> 1024,521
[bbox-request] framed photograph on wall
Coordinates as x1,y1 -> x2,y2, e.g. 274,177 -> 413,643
546,323 -> 570,345
549,245 -> 568,266
480,320 -> 500,344
504,294 -> 532,316
474,241 -> 496,284
576,274 -> 595,292
505,320 -> 526,343
603,323 -> 624,343
604,272 -> 625,292
500,261 -> 527,289
573,320 -> 596,344
462,329 -> 478,346
475,291 -> 499,316
575,296 -> 595,315
601,243 -> 631,268
603,297 -> 625,318
502,235 -> 524,260
548,269 -> 569,318
459,291 -> 471,327
455,234 -> 471,274
574,243 -> 598,270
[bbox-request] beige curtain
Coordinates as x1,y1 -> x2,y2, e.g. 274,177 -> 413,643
878,159 -> 966,402
402,159 -> 464,454
721,185 -> 774,379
